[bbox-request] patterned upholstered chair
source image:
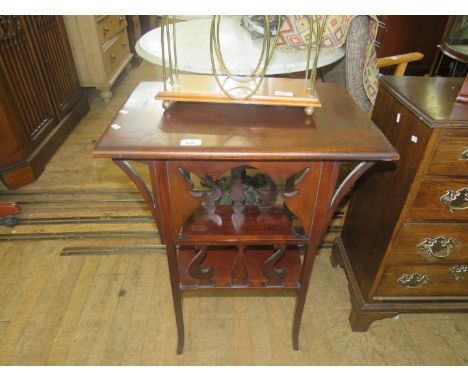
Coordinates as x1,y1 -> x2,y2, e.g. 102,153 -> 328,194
321,15 -> 423,113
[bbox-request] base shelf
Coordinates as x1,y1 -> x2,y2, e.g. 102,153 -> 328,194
156,74 -> 321,108
178,245 -> 302,290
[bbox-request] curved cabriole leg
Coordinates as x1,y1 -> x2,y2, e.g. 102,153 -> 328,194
292,161 -> 376,350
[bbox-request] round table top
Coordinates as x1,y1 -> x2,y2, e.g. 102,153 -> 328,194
136,16 -> 345,75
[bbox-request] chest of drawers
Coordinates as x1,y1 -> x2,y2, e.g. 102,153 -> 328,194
63,16 -> 133,102
333,76 -> 468,331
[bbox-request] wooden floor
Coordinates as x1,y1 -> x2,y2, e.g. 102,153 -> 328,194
0,61 -> 468,365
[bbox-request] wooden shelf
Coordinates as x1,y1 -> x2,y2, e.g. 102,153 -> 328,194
178,245 -> 302,290
177,205 -> 305,244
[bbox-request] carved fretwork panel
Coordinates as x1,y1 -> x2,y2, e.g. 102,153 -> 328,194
188,246 -> 214,287
283,163 -> 323,235
171,161 -> 317,238
309,162 -> 342,242
167,161 -> 205,236
0,16 -> 56,144
230,245 -> 249,286
263,244 -> 287,286
23,16 -> 80,118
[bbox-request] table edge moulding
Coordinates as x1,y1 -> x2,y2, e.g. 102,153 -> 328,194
93,80 -> 398,354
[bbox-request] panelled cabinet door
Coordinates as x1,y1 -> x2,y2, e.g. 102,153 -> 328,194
0,16 -> 57,150
23,16 -> 81,119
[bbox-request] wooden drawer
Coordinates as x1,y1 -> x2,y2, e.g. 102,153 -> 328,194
374,264 -> 468,298
408,178 -> 468,220
102,31 -> 130,76
389,223 -> 468,265
97,15 -> 127,45
427,137 -> 468,176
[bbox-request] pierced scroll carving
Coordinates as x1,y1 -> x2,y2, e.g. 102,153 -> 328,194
231,167 -> 246,213
188,246 -> 214,286
179,168 -> 222,225
258,174 -> 278,208
284,168 -> 311,198
263,245 -> 287,286
230,245 -> 249,287
178,167 -> 203,198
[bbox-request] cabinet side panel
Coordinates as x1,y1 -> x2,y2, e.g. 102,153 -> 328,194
341,87 -> 432,298
0,16 -> 57,151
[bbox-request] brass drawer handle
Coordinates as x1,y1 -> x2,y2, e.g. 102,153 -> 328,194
449,265 -> 468,281
122,42 -> 127,48
460,148 -> 468,160
119,17 -> 124,23
440,188 -> 468,212
418,236 -> 455,259
111,54 -> 117,61
103,26 -> 110,33
397,273 -> 429,288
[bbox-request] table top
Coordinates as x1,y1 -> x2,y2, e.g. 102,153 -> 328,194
93,81 -> 398,162
379,76 -> 468,128
136,16 -> 345,75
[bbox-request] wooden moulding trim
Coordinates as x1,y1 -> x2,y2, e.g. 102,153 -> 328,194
92,150 -> 399,162
335,237 -> 468,314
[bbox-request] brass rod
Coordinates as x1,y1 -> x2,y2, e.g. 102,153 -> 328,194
212,16 -> 268,82
309,15 -> 327,95
172,16 -> 179,79
164,15 -> 174,86
210,19 -> 268,99
210,16 -> 280,100
160,16 -> 167,90
304,15 -> 314,85
211,16 -> 282,84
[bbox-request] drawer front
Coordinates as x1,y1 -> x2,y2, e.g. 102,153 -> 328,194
374,264 -> 468,298
97,15 -> 127,45
102,31 -> 130,75
427,137 -> 468,176
408,178 -> 468,220
390,223 -> 468,265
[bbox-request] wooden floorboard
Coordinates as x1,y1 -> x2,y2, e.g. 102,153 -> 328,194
0,60 -> 467,365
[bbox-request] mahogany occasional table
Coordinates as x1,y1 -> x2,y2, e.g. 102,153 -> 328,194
93,81 -> 398,354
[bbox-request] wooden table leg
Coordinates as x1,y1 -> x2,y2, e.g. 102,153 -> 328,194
292,245 -> 318,350
113,159 -> 184,353
153,160 -> 185,355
